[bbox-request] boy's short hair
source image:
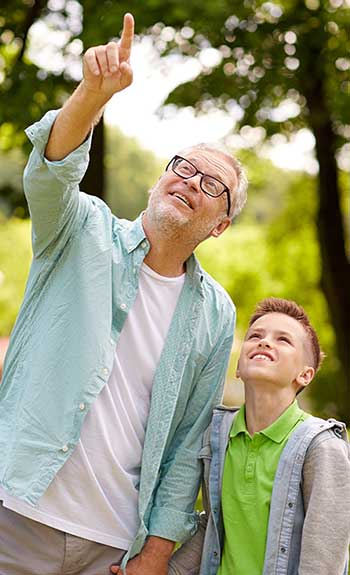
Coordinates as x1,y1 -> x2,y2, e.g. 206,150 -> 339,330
249,297 -> 325,372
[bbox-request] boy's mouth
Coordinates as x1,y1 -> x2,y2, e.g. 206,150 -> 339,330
250,352 -> 274,361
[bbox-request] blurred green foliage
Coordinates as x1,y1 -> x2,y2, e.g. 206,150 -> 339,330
0,147 -> 28,218
105,127 -> 163,221
0,216 -> 31,336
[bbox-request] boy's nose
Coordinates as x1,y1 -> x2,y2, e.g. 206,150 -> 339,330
258,339 -> 272,348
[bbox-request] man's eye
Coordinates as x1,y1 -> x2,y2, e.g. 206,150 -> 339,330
178,163 -> 193,175
206,178 -> 220,192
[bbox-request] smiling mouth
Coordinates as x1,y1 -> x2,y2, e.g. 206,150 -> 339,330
171,193 -> 193,209
250,353 -> 273,362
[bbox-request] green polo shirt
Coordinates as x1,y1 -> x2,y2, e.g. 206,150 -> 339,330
218,400 -> 309,575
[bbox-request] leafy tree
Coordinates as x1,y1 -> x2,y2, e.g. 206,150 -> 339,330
0,0 -> 106,197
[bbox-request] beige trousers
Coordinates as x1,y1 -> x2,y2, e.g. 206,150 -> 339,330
0,502 -> 125,575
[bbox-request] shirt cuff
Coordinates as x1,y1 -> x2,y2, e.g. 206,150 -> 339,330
148,506 -> 199,544
25,109 -> 93,185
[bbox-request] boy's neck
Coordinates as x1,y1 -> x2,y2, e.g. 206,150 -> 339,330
244,385 -> 297,436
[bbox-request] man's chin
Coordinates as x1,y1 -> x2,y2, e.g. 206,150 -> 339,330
151,205 -> 191,230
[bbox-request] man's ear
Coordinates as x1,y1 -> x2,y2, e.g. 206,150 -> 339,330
295,366 -> 315,389
209,217 -> 231,238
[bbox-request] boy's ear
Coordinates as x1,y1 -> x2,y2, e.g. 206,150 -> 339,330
296,366 -> 315,389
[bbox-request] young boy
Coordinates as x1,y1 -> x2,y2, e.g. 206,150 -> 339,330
169,297 -> 350,575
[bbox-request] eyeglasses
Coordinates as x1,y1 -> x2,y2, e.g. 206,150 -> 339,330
166,155 -> 231,216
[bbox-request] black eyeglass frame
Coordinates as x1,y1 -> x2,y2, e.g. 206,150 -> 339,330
166,155 -> 231,217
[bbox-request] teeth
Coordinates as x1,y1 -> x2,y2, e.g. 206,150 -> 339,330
252,354 -> 272,361
174,194 -> 191,208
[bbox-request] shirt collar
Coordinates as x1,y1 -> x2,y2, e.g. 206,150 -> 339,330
261,400 -> 305,443
230,404 -> 248,439
230,400 -> 305,443
125,213 -> 148,253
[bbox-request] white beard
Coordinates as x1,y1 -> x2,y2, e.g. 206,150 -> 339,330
146,187 -> 225,247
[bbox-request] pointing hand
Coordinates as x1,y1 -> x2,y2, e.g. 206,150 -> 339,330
82,13 -> 134,99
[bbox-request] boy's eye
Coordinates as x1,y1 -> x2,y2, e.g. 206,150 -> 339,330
248,333 -> 260,339
279,336 -> 291,344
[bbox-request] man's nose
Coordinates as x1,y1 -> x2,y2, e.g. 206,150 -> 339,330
186,173 -> 202,192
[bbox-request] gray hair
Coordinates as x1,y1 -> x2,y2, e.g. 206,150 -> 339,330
178,142 -> 248,220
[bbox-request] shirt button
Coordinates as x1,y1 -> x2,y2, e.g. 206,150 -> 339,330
120,303 -> 127,311
79,403 -> 85,411
102,367 -> 109,376
110,337 -> 116,345
141,241 -> 147,249
62,445 -> 69,453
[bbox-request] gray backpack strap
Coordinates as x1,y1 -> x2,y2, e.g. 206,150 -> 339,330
262,417 -> 344,575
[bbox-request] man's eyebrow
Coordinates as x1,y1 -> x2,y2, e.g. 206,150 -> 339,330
185,156 -> 225,181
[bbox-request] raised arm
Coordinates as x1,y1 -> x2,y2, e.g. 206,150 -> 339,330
45,13 -> 134,161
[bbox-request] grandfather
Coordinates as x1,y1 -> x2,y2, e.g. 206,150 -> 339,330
0,13 -> 247,575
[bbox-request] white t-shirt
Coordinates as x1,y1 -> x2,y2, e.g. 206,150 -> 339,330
0,263 -> 185,549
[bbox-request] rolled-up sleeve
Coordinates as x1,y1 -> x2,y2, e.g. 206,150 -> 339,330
23,110 -> 93,258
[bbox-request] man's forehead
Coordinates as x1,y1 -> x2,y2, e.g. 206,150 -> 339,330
178,147 -> 237,185
180,146 -> 230,165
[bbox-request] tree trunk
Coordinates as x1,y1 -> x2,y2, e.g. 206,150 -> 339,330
304,83 -> 350,424
18,0 -> 46,62
81,117 -> 105,200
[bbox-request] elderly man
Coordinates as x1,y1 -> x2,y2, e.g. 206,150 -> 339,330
0,13 -> 247,575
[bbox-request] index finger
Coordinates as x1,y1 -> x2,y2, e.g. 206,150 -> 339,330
119,13 -> 134,62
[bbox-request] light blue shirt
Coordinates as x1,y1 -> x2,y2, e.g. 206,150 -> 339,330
0,110 -> 236,563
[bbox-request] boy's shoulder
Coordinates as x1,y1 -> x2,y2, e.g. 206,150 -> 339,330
282,416 -> 349,477
290,415 -> 348,452
300,415 -> 348,443
303,416 -> 349,458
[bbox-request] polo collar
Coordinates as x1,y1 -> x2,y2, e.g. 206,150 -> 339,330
261,400 -> 305,443
230,400 -> 305,444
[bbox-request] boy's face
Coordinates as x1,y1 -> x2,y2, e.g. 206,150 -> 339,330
237,312 -> 315,392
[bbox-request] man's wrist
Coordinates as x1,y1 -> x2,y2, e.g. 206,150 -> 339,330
78,80 -> 111,110
141,535 -> 176,562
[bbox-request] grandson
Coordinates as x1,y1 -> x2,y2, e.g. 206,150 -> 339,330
169,297 -> 350,575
